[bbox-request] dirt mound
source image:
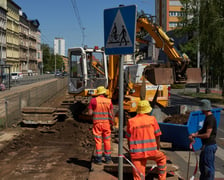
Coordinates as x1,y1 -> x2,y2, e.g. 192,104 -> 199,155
163,113 -> 190,125
0,89 -> 95,180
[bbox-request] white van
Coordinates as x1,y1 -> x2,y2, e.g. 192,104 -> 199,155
11,72 -> 23,80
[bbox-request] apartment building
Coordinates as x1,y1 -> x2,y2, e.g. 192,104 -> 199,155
0,6 -> 7,65
28,19 -> 39,74
54,38 -> 65,56
36,30 -> 43,74
6,0 -> 20,72
0,0 -> 43,75
156,0 -> 183,31
19,11 -> 29,73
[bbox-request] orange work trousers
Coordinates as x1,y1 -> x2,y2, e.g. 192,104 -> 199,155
131,150 -> 167,180
93,122 -> 111,157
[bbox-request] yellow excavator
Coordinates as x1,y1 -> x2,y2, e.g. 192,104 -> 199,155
67,14 -> 201,122
136,14 -> 201,85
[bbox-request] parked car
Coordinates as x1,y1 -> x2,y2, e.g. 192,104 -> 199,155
11,72 -> 23,80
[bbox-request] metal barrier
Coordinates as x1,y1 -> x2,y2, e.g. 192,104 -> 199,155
5,74 -> 55,89
0,78 -> 68,129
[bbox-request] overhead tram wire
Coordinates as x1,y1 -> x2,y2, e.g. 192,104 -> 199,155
70,0 -> 85,47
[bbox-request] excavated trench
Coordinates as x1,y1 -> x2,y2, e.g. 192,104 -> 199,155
0,89 -> 95,179
0,88 -> 187,179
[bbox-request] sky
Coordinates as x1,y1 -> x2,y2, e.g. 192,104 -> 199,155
13,0 -> 155,53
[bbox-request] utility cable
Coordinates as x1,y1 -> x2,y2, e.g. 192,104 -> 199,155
70,0 -> 85,46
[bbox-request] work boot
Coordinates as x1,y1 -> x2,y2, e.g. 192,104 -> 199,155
105,156 -> 113,164
94,160 -> 102,165
94,156 -> 102,165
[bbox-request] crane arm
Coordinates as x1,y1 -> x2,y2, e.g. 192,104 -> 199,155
137,16 -> 190,64
136,15 -> 202,84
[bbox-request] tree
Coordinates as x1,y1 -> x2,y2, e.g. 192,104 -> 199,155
177,0 -> 224,93
200,0 -> 224,91
42,44 -> 65,73
174,0 -> 199,67
42,44 -> 52,72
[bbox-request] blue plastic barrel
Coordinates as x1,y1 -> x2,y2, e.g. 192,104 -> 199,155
159,108 -> 222,151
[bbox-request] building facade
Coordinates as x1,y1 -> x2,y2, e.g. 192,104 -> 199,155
36,30 -> 43,74
6,0 -> 20,72
156,0 -> 183,31
54,38 -> 65,56
19,11 -> 29,74
0,0 -> 43,75
28,19 -> 39,74
61,56 -> 68,73
0,6 -> 7,65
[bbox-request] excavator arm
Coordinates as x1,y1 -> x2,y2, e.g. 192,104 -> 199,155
136,15 -> 201,84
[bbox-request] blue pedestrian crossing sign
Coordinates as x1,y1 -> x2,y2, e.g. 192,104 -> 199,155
104,5 -> 137,55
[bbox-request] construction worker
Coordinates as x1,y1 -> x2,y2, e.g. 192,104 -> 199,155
189,99 -> 217,180
126,100 -> 167,180
88,86 -> 114,165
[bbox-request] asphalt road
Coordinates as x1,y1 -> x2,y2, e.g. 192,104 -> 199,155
167,90 -> 224,179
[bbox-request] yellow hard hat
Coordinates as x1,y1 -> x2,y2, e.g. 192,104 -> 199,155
97,86 -> 106,95
137,100 -> 152,114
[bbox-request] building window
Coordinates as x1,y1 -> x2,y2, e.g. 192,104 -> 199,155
169,11 -> 183,17
169,22 -> 183,28
169,1 -> 182,6
169,22 -> 178,28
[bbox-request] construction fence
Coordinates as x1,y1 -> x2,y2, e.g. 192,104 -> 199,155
0,78 -> 68,129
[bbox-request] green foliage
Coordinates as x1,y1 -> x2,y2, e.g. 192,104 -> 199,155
42,44 -> 65,73
200,0 -> 224,87
177,0 -> 224,89
175,0 -> 200,67
171,84 -> 185,89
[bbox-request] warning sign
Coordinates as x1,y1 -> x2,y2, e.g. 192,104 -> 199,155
104,5 -> 137,55
106,10 -> 132,48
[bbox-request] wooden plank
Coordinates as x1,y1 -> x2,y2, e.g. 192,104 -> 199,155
22,113 -> 55,118
22,119 -> 57,125
22,116 -> 56,121
56,107 -> 69,112
22,107 -> 56,113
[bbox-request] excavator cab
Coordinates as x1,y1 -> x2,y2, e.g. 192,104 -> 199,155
68,46 -> 108,96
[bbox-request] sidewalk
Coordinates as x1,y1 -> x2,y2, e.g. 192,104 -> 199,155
0,78 -> 57,99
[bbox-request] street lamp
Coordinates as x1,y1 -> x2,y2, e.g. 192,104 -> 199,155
54,53 -> 56,75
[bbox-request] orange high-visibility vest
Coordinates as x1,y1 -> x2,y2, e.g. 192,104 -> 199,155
92,96 -> 113,124
127,114 -> 162,159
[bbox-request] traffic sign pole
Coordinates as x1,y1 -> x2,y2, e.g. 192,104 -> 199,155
118,55 -> 124,180
104,5 -> 136,179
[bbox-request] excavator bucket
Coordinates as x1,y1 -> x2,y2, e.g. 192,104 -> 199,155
186,68 -> 202,84
144,67 -> 174,85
